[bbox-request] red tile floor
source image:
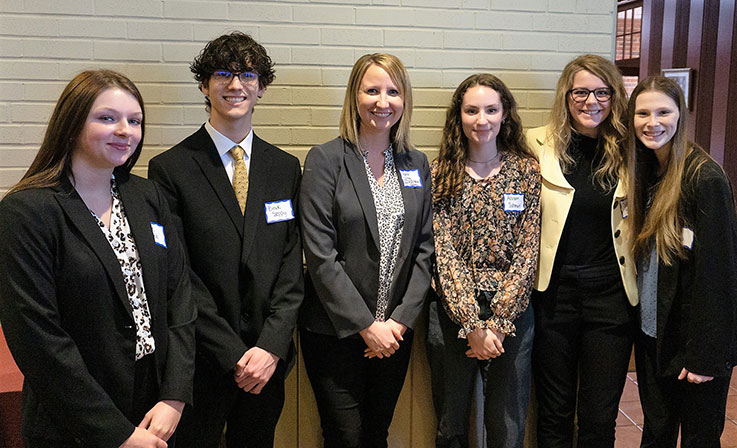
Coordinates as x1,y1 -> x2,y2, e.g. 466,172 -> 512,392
614,372 -> 737,447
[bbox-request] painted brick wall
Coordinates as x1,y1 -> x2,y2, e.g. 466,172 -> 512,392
0,0 -> 616,196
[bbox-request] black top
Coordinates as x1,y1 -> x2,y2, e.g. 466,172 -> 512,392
556,133 -> 617,267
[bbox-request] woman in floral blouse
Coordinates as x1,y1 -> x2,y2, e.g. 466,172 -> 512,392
427,73 -> 541,448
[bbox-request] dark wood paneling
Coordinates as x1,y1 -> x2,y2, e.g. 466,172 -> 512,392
724,1 -> 737,184
640,0 -> 664,77
673,0 -> 691,68
688,0 -> 719,149
710,0 -> 735,166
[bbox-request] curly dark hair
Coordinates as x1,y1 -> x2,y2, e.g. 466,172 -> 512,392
433,73 -> 534,201
190,31 -> 275,108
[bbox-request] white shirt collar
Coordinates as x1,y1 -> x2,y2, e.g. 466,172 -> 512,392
204,120 -> 254,160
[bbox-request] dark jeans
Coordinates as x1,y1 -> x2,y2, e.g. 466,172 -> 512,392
176,358 -> 285,448
300,328 -> 413,448
635,331 -> 731,447
427,298 -> 534,448
532,262 -> 636,448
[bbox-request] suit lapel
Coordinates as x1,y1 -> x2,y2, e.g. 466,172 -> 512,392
54,179 -> 132,318
395,151 -> 418,264
190,127 -> 244,238
117,176 -> 160,314
343,142 -> 380,250
241,134 -> 269,263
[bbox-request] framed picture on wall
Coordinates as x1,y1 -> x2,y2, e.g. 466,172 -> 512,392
661,68 -> 693,109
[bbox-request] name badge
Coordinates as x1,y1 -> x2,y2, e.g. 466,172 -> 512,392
265,199 -> 295,224
150,222 -> 167,248
503,193 -> 525,212
682,227 -> 694,250
399,169 -> 422,188
620,198 -> 629,219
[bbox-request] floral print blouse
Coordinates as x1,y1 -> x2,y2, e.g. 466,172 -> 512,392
89,176 -> 156,360
362,146 -> 405,321
432,152 -> 541,338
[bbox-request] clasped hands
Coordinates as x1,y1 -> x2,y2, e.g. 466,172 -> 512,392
361,319 -> 407,359
120,400 -> 185,448
465,327 -> 506,360
233,346 -> 280,394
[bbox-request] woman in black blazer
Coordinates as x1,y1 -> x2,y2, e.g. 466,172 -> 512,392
626,76 -> 737,446
0,70 -> 196,448
299,53 -> 433,448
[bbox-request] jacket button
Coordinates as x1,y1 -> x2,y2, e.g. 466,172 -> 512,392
614,229 -> 621,238
726,361 -> 732,369
242,313 -> 251,321
613,200 -> 619,210
619,256 -> 625,265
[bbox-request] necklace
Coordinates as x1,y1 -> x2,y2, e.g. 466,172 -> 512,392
467,153 -> 499,164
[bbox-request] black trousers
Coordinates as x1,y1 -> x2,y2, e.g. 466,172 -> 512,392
532,262 -> 636,448
300,328 -> 413,448
635,331 -> 731,447
176,357 -> 285,448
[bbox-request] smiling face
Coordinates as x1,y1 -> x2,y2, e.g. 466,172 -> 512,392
460,85 -> 504,153
634,90 -> 680,164
357,64 -> 404,139
567,70 -> 612,137
72,88 -> 142,173
202,69 -> 265,133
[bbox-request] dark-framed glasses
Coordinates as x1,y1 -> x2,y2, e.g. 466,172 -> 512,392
568,87 -> 612,103
211,70 -> 259,86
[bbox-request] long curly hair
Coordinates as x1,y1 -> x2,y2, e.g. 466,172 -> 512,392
433,73 -> 533,201
547,54 -> 628,191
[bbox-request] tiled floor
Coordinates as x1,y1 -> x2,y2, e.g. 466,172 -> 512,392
614,372 -> 737,447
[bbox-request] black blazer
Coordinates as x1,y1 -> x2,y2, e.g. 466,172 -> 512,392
0,173 -> 196,447
654,151 -> 737,378
148,125 -> 304,376
299,137 -> 434,338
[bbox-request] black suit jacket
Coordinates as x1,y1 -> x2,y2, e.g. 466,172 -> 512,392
653,151 -> 737,378
0,173 -> 196,447
148,125 -> 304,377
299,137 -> 434,338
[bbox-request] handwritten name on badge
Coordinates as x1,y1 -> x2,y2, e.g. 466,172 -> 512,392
265,199 -> 295,224
503,193 -> 525,212
150,222 -> 167,248
399,169 -> 422,188
682,227 -> 694,250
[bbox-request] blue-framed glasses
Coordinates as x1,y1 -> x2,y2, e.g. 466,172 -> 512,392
211,71 -> 259,86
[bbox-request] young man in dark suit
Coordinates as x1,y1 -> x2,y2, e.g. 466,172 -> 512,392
148,32 -> 304,448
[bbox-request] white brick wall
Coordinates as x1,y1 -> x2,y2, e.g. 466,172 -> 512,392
0,0 -> 616,195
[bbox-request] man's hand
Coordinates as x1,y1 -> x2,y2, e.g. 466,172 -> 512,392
234,347 -> 279,394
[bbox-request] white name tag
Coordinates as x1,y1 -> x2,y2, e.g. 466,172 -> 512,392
503,193 -> 525,212
264,199 -> 295,224
620,198 -> 629,219
682,227 -> 694,250
399,169 -> 422,188
150,222 -> 167,248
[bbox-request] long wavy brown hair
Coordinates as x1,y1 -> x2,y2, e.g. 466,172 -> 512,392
627,75 -> 710,265
8,70 -> 145,196
433,73 -> 533,201
548,54 -> 628,191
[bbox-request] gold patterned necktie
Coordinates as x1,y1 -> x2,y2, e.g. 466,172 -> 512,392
230,145 -> 249,214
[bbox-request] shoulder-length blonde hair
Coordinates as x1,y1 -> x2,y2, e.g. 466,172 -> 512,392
627,75 -> 709,265
8,70 -> 145,196
548,54 -> 627,191
339,53 -> 413,153
433,73 -> 534,201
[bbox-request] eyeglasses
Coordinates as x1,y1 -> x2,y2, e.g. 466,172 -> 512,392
211,71 -> 259,86
568,87 -> 612,103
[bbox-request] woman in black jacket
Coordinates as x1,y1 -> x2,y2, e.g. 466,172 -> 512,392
626,75 -> 737,446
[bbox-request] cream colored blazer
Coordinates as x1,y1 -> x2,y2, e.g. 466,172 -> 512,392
525,125 -> 638,306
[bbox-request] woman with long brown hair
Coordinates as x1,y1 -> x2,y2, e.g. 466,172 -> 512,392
427,73 -> 540,447
0,70 -> 196,448
526,54 -> 638,447
627,75 -> 737,446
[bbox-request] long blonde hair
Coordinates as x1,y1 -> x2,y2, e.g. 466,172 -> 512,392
627,76 -> 709,265
339,53 -> 413,153
548,54 -> 627,191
